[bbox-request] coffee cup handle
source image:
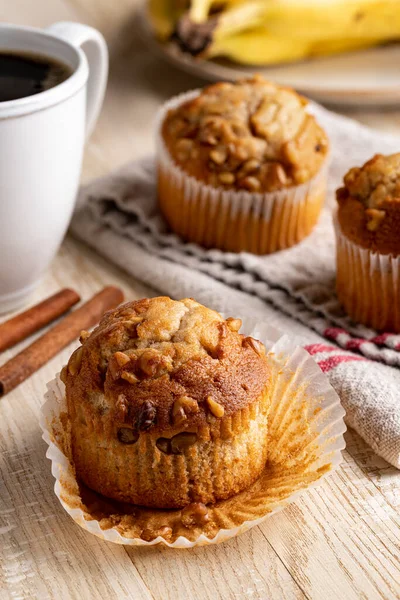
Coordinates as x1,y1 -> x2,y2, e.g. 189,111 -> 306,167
46,22 -> 108,138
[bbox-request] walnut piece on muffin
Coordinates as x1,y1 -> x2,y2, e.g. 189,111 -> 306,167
64,297 -> 271,509
162,75 -> 328,193
337,153 -> 400,256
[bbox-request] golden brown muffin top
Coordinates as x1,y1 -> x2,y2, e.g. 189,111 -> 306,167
337,153 -> 400,255
161,75 -> 328,193
64,297 -> 270,438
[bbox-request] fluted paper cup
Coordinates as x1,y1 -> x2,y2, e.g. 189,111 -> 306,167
155,90 -> 329,255
40,318 -> 346,548
335,217 -> 400,332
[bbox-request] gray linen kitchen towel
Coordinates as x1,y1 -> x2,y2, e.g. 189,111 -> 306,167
71,102 -> 400,468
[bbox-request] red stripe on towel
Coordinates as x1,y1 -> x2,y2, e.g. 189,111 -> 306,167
305,344 -> 338,356
345,338 -> 365,351
318,355 -> 366,373
370,333 -> 391,345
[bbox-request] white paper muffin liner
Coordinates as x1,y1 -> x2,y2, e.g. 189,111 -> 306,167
335,217 -> 400,331
155,90 -> 329,254
40,318 -> 346,547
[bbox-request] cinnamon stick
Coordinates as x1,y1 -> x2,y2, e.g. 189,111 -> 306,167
0,288 -> 80,353
0,286 -> 124,397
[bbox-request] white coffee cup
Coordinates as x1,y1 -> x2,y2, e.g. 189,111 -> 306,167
0,22 -> 108,313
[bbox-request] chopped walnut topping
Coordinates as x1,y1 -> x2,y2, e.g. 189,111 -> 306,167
172,395 -> 199,426
234,145 -> 250,162
366,208 -> 386,232
176,138 -> 194,162
206,396 -> 225,418
242,336 -> 266,356
114,351 -> 130,368
138,349 -> 171,378
79,330 -> 90,344
209,147 -> 227,165
68,347 -> 83,376
343,153 -> 400,209
141,526 -> 172,542
226,317 -> 242,332
240,176 -> 261,192
239,159 -> 260,176
270,163 -> 288,186
121,371 -> 139,384
181,502 -> 209,527
172,405 -> 186,427
157,526 -> 173,540
163,76 -> 328,193
127,316 -> 143,324
218,172 -> 235,185
109,355 -> 123,381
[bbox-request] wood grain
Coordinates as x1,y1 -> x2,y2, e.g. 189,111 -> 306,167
1,1 -> 400,599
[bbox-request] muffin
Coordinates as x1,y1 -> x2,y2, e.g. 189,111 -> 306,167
62,296 -> 271,509
156,75 -> 329,254
336,153 -> 400,332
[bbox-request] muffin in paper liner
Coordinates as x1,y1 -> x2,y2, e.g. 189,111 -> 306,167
40,319 -> 346,548
335,217 -> 400,332
156,90 -> 329,255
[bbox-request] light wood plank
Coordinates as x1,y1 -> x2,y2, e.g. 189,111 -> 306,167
260,431 -> 400,600
344,429 -> 400,512
127,529 -> 306,600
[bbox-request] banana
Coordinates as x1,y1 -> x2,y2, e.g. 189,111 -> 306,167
189,0 -> 246,22
189,0 -> 214,22
207,29 -> 385,65
208,30 -> 313,64
211,0 -> 400,44
149,0 -> 400,65
262,0 -> 400,41
213,1 -> 269,38
148,0 -> 188,40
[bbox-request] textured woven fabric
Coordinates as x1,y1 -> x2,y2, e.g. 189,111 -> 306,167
71,102 -> 400,468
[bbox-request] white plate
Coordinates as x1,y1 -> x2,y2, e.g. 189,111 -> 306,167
138,6 -> 400,107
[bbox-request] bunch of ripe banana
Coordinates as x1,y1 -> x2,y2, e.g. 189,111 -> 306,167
148,0 -> 400,65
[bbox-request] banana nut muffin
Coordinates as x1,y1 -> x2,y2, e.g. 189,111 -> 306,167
161,75 -> 328,193
157,75 -> 329,254
337,153 -> 400,255
336,153 -> 400,331
62,296 -> 271,509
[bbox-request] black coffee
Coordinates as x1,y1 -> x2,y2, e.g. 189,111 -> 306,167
0,51 -> 72,102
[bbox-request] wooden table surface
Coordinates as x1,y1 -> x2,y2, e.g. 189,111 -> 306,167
1,2 -> 400,599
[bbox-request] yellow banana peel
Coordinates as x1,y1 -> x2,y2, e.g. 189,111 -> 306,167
148,0 -> 187,40
208,29 -> 386,65
148,0 -> 400,65
213,0 -> 400,43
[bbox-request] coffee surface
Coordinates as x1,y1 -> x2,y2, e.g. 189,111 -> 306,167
0,51 -> 71,102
